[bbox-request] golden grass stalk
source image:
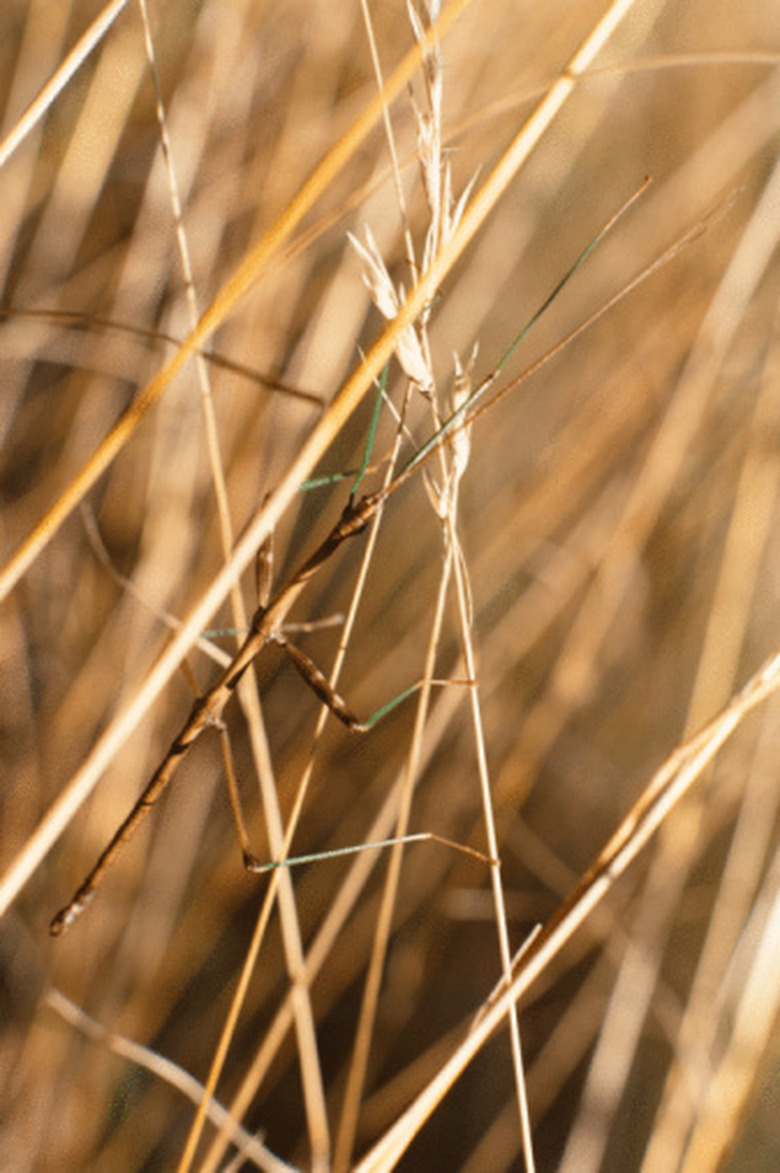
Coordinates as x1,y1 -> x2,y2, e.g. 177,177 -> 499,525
4,2 -> 780,1169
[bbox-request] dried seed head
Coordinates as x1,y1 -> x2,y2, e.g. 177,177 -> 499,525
450,342 -> 478,484
349,228 -> 433,392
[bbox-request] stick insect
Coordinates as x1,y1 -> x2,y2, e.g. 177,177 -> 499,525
50,186 -> 649,936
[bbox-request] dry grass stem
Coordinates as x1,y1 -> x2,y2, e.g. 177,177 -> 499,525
3,1 -> 779,1170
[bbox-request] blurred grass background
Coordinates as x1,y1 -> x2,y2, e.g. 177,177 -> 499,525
1,1 -> 780,1169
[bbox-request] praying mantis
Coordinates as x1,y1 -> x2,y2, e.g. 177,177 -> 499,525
49,183 -> 652,936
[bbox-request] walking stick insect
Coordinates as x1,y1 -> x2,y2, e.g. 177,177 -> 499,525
49,483 -> 380,936
48,392 -> 468,937
49,185 -> 650,936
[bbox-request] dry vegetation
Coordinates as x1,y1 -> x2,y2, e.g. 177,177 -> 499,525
2,1 -> 780,1170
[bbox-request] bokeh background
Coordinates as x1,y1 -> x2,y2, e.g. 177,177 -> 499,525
1,1 -> 780,1169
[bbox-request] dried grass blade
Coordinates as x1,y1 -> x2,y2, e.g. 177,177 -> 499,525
354,646 -> 780,1172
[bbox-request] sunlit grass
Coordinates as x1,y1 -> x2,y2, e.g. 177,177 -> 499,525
1,2 -> 779,1170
